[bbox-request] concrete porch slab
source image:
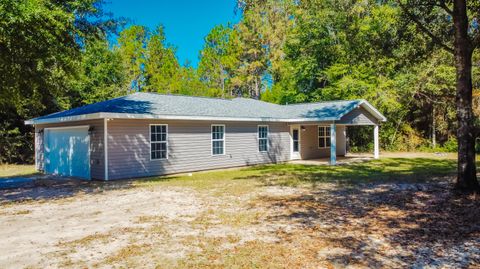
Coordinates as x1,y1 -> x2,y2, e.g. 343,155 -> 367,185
289,153 -> 374,165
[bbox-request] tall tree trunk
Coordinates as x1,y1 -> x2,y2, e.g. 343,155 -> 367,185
432,105 -> 436,148
453,0 -> 479,191
254,77 -> 259,99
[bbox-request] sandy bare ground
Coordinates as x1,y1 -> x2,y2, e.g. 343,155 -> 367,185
0,186 -> 202,267
0,157 -> 479,268
0,181 -> 296,268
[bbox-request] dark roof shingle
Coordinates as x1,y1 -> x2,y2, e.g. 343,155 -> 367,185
28,92 -> 381,123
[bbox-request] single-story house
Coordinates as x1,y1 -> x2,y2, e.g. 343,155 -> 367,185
25,92 -> 386,180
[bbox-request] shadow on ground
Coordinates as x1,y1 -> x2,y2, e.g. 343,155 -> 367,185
0,171 -> 185,203
250,158 -> 480,267
0,177 -> 128,203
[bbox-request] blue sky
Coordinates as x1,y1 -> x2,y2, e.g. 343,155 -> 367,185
104,0 -> 241,67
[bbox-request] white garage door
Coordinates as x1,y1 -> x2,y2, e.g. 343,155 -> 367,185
44,126 -> 91,179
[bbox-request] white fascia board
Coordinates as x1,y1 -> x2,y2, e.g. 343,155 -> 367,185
334,100 -> 363,121
335,99 -> 387,123
100,113 -> 340,122
26,112 -> 341,125
25,113 -> 103,125
358,100 -> 387,122
101,112 -> 286,122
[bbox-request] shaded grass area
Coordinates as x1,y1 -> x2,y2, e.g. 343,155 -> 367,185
136,157 -> 458,189
134,168 -> 264,196
253,157 -> 457,186
0,157 -> 461,204
0,164 -> 37,178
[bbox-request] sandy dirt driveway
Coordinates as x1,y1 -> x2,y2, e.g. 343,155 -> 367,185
0,179 -> 298,268
0,186 -> 201,267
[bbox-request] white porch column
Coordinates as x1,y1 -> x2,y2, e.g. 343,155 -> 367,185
104,118 -> 109,180
374,125 -> 379,159
330,123 -> 336,165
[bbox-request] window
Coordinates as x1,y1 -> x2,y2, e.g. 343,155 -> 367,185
258,125 -> 268,152
211,125 -> 225,155
318,126 -> 331,148
150,124 -> 167,160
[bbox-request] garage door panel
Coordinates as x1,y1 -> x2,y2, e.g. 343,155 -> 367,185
44,127 -> 90,179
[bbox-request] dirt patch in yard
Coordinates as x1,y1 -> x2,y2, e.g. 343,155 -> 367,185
255,182 -> 480,268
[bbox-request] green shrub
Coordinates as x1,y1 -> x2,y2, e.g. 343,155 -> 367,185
416,138 -> 457,153
443,138 -> 458,152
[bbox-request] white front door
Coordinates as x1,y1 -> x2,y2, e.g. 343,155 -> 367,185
290,125 -> 301,160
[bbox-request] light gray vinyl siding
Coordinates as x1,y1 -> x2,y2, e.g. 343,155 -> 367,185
107,119 -> 290,180
34,119 -> 105,180
338,107 -> 379,125
299,125 -> 346,159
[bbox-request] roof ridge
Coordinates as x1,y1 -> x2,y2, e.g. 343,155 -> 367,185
135,92 -> 360,107
135,91 -> 235,101
283,99 -> 362,106
232,97 -> 282,106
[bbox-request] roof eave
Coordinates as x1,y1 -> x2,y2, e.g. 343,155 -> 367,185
25,112 -> 104,125
358,100 -> 387,122
25,112 -> 343,125
334,99 -> 387,123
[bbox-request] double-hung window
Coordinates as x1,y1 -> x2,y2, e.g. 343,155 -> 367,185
150,124 -> 168,160
212,125 -> 225,155
318,126 -> 331,148
258,125 -> 268,152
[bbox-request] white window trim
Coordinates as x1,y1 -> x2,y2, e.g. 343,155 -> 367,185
318,125 -> 331,149
258,125 -> 269,152
149,124 -> 168,161
211,124 -> 226,156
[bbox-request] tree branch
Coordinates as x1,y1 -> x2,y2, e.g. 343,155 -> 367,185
398,1 -> 455,54
436,0 -> 453,16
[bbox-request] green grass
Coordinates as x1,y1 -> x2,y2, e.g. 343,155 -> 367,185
135,157 -> 459,190
0,156 -> 466,187
250,157 -> 458,186
0,164 -> 38,178
134,168 -> 265,196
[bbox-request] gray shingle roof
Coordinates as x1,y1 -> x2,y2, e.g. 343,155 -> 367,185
27,92 -> 384,123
